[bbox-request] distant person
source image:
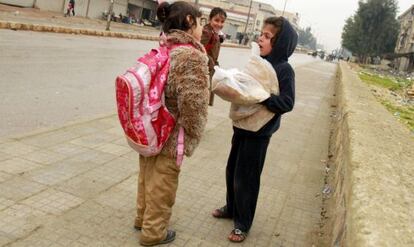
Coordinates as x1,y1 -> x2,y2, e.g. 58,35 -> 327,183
200,7 -> 227,106
243,35 -> 249,45
212,16 -> 298,243
200,17 -> 208,26
238,34 -> 243,44
65,0 -> 75,17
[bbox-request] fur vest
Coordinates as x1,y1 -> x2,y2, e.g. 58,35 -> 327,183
160,30 -> 210,159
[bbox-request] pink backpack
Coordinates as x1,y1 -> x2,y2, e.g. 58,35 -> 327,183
116,44 -> 190,166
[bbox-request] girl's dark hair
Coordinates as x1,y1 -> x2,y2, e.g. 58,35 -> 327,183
157,1 -> 202,33
264,17 -> 284,46
209,7 -> 227,20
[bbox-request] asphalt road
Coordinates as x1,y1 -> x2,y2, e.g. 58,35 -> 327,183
0,29 -> 318,138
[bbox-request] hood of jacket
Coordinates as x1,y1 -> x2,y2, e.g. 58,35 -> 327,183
264,17 -> 298,66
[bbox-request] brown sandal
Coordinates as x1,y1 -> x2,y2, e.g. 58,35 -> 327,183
212,206 -> 232,219
228,229 -> 247,242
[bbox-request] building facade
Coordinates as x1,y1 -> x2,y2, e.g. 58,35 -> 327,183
0,0 -> 158,21
225,0 -> 299,30
1,0 -> 299,43
395,4 -> 414,72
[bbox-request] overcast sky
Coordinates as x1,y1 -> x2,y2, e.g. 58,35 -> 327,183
260,0 -> 413,51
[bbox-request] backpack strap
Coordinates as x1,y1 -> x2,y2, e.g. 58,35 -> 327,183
176,126 -> 185,167
167,43 -> 195,166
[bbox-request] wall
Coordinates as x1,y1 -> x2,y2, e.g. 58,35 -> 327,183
35,0 -> 64,12
0,0 -> 33,7
326,62 -> 414,246
396,6 -> 414,54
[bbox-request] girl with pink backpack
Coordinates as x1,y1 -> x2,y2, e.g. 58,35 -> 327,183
131,1 -> 209,246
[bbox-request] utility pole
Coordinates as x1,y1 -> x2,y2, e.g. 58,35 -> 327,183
194,0 -> 199,7
243,0 -> 253,43
32,0 -> 37,8
106,0 -> 114,31
282,0 -> 288,16
61,0 -> 66,13
86,0 -> 91,18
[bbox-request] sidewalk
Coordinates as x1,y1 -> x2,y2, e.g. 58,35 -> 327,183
0,60 -> 337,246
0,4 -> 246,48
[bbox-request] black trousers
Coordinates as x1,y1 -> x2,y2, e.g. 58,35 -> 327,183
225,133 -> 271,232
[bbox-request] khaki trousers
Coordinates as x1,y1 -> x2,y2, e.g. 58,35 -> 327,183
135,154 -> 180,245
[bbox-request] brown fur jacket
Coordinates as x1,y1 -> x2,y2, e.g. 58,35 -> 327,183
160,30 -> 210,159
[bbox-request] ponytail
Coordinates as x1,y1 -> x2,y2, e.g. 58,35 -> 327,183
156,1 -> 202,33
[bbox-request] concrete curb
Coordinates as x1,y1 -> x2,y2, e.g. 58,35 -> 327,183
327,62 -> 414,246
0,20 -> 159,40
0,20 -> 248,49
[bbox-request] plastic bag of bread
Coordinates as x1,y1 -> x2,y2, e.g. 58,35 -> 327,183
230,104 -> 276,131
212,67 -> 269,105
211,42 -> 280,131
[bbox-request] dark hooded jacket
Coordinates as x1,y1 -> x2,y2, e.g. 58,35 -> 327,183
234,17 -> 298,137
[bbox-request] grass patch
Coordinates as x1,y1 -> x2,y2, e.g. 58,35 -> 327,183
380,99 -> 414,131
358,71 -> 414,132
358,71 -> 411,91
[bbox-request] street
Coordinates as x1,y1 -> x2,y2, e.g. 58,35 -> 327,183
0,29 -> 317,138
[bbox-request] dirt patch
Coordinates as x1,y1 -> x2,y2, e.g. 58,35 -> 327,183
357,70 -> 414,132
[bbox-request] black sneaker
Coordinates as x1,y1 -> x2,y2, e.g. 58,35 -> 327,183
140,230 -> 176,246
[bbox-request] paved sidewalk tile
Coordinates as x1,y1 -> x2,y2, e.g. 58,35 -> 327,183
0,151 -> 11,162
0,141 -> 39,156
63,123 -> 103,136
93,175 -> 136,211
0,157 -> 43,175
22,149 -> 67,165
0,204 -> 45,239
0,172 -> 13,183
19,130 -> 81,148
56,157 -> 137,199
0,197 -> 14,211
24,159 -> 100,186
47,142 -> 94,156
92,142 -> 131,156
0,233 -> 12,247
64,148 -> 117,165
0,177 -> 46,201
69,132 -> 119,148
20,188 -> 84,215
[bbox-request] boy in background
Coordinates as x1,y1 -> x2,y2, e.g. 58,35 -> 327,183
200,7 -> 227,106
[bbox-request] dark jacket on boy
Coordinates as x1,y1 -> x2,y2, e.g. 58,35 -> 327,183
234,17 -> 298,137
200,24 -> 221,75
